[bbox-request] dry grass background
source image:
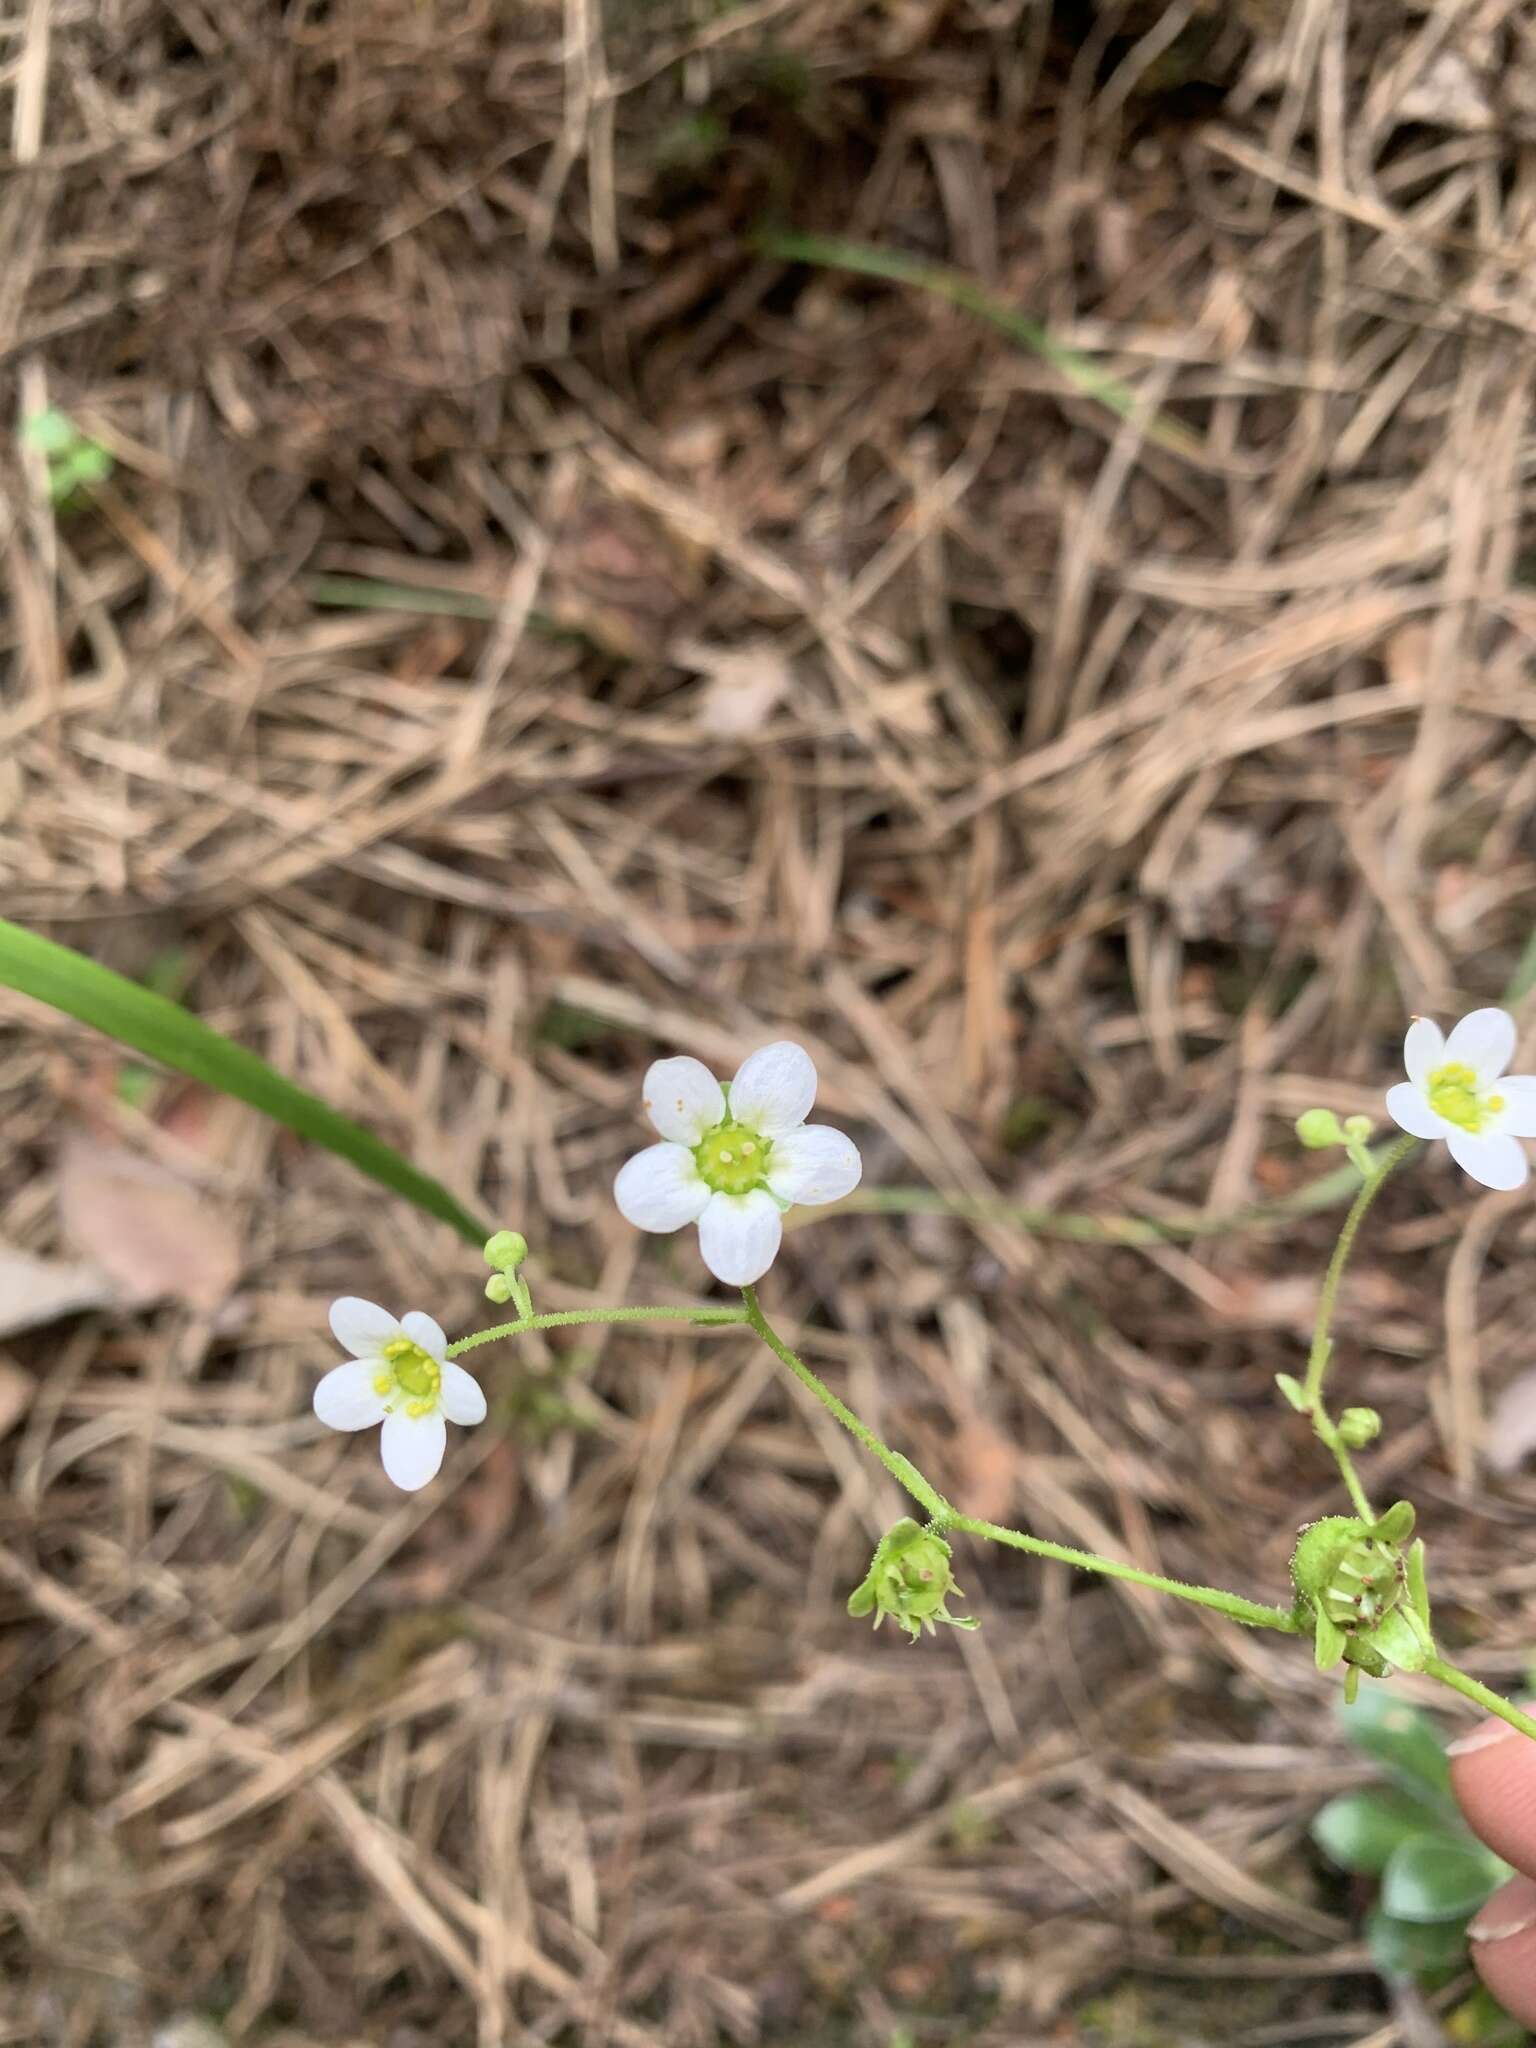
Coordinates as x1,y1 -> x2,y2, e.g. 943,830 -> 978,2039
4,0 -> 1536,2041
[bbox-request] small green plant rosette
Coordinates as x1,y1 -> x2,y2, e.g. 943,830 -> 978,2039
1315,1693 -> 1512,1997
847,1519 -> 979,1640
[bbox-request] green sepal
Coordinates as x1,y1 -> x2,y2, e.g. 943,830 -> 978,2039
1315,1609 -> 1347,1671
1371,1500 -> 1416,1546
1365,1603 -> 1433,1675
1292,1516 -> 1365,1602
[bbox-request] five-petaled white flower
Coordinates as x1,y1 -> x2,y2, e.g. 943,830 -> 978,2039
614,1041 -> 862,1286
315,1298 -> 487,1491
1385,1008 -> 1536,1192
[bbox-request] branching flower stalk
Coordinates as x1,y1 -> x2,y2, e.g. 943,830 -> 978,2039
313,1017 -> 1536,1743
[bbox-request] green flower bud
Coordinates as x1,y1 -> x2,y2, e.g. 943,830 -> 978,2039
1342,1115 -> 1374,1144
1296,1108 -> 1345,1149
1338,1406 -> 1382,1448
483,1230 -> 528,1271
484,1273 -> 513,1303
847,1519 -> 979,1641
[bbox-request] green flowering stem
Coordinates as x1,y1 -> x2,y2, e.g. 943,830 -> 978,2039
445,1303 -> 749,1357
1300,1131 -> 1418,1520
1423,1656 -> 1536,1744
940,1513 -> 1301,1632
1303,1132 -> 1417,1403
741,1291 -> 1300,1630
740,1286 -> 949,1519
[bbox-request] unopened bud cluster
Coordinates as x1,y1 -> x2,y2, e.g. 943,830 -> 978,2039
483,1230 -> 530,1308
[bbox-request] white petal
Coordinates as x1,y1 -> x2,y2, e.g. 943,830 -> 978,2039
1491,1077 -> 1536,1139
399,1310 -> 447,1360
329,1296 -> 403,1357
380,1410 -> 447,1491
314,1360 -> 388,1432
642,1057 -> 725,1143
728,1042 -> 817,1136
439,1361 -> 487,1426
1446,1129 -> 1529,1193
1444,1007 -> 1517,1081
1403,1017 -> 1444,1087
1384,1083 -> 1453,1141
614,1143 -> 711,1232
765,1124 -> 863,1206
697,1188 -> 783,1286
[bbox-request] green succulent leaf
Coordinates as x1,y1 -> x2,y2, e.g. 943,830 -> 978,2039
1339,1688 -> 1456,1818
1311,1790 -> 1448,1877
1381,1836 -> 1508,1925
1367,1906 -> 1473,1977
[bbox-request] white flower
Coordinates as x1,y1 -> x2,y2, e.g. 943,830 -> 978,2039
614,1041 -> 862,1286
314,1297 -> 487,1491
1385,1008 -> 1536,1192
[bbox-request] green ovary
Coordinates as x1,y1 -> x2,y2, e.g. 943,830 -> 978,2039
376,1337 -> 441,1417
694,1121 -> 771,1196
1426,1061 -> 1504,1133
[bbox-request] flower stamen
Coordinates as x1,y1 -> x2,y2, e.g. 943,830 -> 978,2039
695,1120 -> 772,1197
1426,1060 -> 1494,1133
380,1336 -> 441,1408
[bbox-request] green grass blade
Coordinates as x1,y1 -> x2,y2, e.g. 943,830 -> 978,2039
752,226 -> 1203,459
0,917 -> 487,1246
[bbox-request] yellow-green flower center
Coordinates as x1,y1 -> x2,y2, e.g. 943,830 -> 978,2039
1426,1060 -> 1504,1133
694,1120 -> 771,1196
374,1337 -> 441,1418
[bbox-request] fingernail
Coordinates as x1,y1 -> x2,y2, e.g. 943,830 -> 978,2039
1448,1716 -> 1524,1758
1470,1903 -> 1536,1944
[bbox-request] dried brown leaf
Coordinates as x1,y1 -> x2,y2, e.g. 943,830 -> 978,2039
0,1242 -> 118,1336
56,1132 -> 241,1314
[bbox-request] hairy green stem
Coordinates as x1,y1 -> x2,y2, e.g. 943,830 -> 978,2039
942,1513 -> 1301,1632
740,1286 -> 947,1518
1301,1132 -> 1417,1519
741,1290 -> 1298,1632
1303,1133 -> 1417,1404
446,1304 -> 747,1357
1424,1657 -> 1536,1744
